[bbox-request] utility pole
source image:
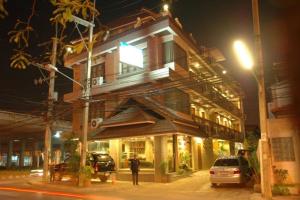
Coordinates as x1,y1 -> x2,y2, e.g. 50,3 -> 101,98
74,15 -> 94,187
43,37 -> 57,181
251,0 -> 272,199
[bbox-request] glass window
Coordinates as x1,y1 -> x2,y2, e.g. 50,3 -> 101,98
91,63 -> 105,81
88,141 -> 109,153
120,137 -> 154,169
272,137 -> 295,161
214,158 -> 239,166
162,41 -> 187,69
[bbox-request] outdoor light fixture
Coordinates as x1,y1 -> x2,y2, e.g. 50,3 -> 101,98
233,40 -> 254,70
163,4 -> 169,12
54,131 -> 61,138
66,46 -> 73,53
195,137 -> 203,144
222,70 -> 227,74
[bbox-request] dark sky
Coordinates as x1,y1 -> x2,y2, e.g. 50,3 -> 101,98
0,0 -> 287,126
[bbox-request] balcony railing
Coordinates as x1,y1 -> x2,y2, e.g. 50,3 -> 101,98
170,69 -> 242,117
192,115 -> 243,142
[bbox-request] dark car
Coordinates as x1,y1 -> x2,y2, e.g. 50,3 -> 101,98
54,152 -> 115,182
88,153 -> 115,182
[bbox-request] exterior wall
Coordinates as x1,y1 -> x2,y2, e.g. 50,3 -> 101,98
268,118 -> 300,190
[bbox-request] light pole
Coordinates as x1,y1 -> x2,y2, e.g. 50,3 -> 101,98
234,40 -> 272,200
251,0 -> 272,198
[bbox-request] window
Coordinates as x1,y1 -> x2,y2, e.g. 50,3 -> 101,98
162,41 -> 187,69
91,63 -> 105,79
272,137 -> 295,161
120,137 -> 154,169
165,88 -> 190,114
214,158 -> 239,166
88,141 -> 109,153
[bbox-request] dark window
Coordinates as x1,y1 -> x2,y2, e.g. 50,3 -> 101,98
164,88 -> 190,114
162,41 -> 187,69
91,63 -> 105,84
214,159 -> 239,166
272,137 -> 295,161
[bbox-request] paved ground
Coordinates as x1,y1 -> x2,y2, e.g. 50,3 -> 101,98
0,170 -> 299,200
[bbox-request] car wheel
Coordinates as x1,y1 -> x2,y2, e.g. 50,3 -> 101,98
99,175 -> 108,182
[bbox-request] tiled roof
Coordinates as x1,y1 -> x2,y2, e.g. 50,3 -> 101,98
90,97 -> 206,139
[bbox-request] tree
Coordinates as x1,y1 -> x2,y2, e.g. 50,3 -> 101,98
2,0 -> 101,69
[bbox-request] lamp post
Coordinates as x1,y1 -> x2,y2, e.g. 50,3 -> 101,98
234,41 -> 272,200
251,0 -> 272,198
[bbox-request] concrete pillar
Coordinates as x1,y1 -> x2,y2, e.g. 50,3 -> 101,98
154,136 -> 168,182
201,138 -> 214,169
173,135 -> 179,172
191,137 -> 199,170
109,139 -> 120,170
19,140 -> 26,167
32,141 -> 39,168
7,140 -> 13,168
229,141 -> 235,156
60,142 -> 65,161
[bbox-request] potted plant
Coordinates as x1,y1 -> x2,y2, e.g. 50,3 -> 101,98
79,165 -> 94,187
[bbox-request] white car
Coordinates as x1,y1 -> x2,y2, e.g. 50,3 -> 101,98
209,156 -> 251,187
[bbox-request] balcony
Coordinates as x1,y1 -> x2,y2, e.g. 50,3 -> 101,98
193,115 -> 243,142
169,70 -> 242,118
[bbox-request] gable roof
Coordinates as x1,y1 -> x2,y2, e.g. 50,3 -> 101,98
90,97 -> 207,140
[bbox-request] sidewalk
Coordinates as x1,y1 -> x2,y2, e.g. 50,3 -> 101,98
250,193 -> 300,200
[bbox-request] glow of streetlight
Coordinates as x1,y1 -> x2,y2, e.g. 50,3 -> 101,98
163,4 -> 169,12
233,40 -> 254,70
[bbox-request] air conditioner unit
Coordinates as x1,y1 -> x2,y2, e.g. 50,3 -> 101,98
92,77 -> 104,87
91,118 -> 103,129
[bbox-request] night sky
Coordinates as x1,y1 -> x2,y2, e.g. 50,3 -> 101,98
0,0 -> 287,126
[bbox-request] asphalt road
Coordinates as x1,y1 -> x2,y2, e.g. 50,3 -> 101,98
0,171 -> 260,200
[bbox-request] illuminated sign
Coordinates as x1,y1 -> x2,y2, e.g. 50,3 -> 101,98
119,42 -> 143,68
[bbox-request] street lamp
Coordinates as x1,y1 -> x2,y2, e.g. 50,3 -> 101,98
233,40 -> 254,70
233,39 -> 272,199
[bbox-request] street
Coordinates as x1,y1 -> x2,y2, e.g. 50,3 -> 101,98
0,171 -> 260,200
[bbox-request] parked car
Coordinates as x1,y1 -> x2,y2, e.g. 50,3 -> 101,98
88,153 -> 115,182
54,152 -> 115,182
209,156 -> 251,187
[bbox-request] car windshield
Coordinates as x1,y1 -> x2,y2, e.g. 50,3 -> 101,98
214,159 -> 239,166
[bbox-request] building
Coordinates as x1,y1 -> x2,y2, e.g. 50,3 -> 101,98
63,9 -> 245,182
267,63 -> 300,194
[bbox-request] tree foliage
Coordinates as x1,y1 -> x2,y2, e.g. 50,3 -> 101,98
0,0 -> 7,19
6,0 -> 100,69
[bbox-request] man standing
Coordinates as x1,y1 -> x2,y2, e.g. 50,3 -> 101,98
130,154 -> 140,185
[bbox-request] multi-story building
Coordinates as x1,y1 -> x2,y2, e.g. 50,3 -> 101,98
63,9 -> 245,182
